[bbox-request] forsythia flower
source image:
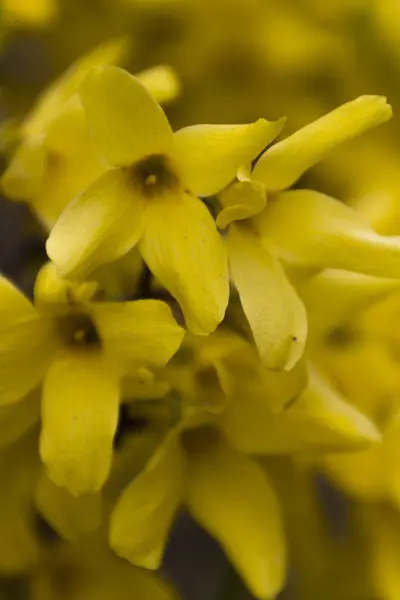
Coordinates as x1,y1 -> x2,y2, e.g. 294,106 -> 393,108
0,265 -> 184,495
46,65 -> 284,335
217,96 -> 400,370
1,39 -> 180,229
107,329 -> 380,600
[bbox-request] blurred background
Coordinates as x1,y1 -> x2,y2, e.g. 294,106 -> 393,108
1,0 -> 400,598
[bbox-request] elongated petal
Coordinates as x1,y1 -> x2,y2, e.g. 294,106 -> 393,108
0,390 -> 40,450
93,299 -> 185,371
258,189 -> 400,278
0,277 -> 55,405
252,96 -> 392,190
299,269 -> 400,340
136,65 -> 180,104
35,469 -> 101,541
217,179 -> 266,229
40,354 -> 120,496
24,37 -> 130,139
1,139 -> 46,200
229,223 -> 307,370
80,66 -> 174,167
221,366 -> 380,454
140,193 -> 229,335
185,434 -> 286,599
47,169 -> 144,279
110,437 -> 184,569
174,118 -> 285,197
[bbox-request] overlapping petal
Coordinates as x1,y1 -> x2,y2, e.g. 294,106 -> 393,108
40,354 -> 120,496
139,192 -> 229,335
173,118 -> 285,197
257,189 -> 400,278
228,223 -> 307,370
0,277 -> 55,405
80,66 -> 174,166
93,299 -> 185,371
35,469 -> 102,541
46,169 -> 144,279
217,179 -> 266,229
110,437 -> 184,569
185,434 -> 286,600
252,95 -> 392,190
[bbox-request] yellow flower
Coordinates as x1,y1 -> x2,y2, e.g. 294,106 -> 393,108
217,96 -> 397,370
1,38 -> 179,229
0,265 -> 185,495
1,0 -> 57,27
106,327 -> 380,600
46,65 -> 284,335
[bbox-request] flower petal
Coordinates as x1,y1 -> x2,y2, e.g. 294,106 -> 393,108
299,269 -> 400,341
185,433 -> 286,600
40,354 -> 120,496
0,277 -> 54,405
80,66 -> 174,167
221,365 -> 380,454
0,390 -> 40,450
93,299 -> 185,371
24,37 -> 130,139
229,223 -> 307,370
136,65 -> 181,105
252,95 -> 392,190
173,118 -> 285,197
110,437 -> 184,569
35,469 -> 102,541
1,139 -> 46,201
139,192 -> 229,335
217,179 -> 266,229
258,189 -> 400,278
46,169 -> 144,279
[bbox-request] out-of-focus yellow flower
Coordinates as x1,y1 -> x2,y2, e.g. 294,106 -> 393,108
46,65 -> 284,335
0,266 -> 184,495
1,38 -> 180,230
1,0 -> 57,27
217,96 -> 395,370
30,536 -> 179,600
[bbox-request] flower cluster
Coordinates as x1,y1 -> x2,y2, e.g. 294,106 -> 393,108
2,4 -> 400,599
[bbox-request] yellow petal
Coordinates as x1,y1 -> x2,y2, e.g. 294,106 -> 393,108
2,0 -> 56,26
228,223 -> 307,370
0,390 -> 40,450
258,189 -> 400,278
173,118 -> 285,197
252,96 -> 392,190
217,179 -> 266,230
322,446 -> 386,502
35,469 -> 102,541
0,277 -> 55,405
0,435 -> 41,573
93,299 -> 185,371
40,354 -> 120,496
80,66 -> 174,167
221,365 -> 380,454
139,192 -> 229,335
1,139 -> 46,200
34,262 -> 98,313
185,433 -> 286,599
299,269 -> 400,341
136,65 -> 181,104
110,437 -> 184,569
46,169 -> 144,279
24,37 -> 130,139
44,94 -> 89,155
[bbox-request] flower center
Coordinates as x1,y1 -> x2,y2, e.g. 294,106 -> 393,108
57,312 -> 101,349
127,154 -> 180,198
